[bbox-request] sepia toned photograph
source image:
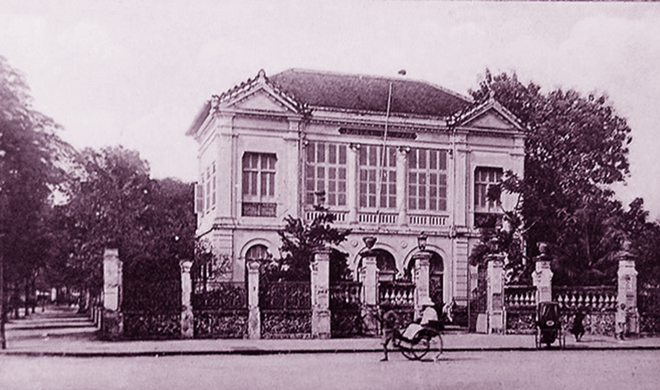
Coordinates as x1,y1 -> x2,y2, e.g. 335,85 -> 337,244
1,1 -> 659,389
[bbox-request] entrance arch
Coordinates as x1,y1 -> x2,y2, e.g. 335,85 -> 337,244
429,252 -> 444,307
404,251 -> 444,306
374,249 -> 396,282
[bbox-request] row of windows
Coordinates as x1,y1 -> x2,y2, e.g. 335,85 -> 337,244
196,145 -> 502,218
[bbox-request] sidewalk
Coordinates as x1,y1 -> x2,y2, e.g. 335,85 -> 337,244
2,306 -> 660,357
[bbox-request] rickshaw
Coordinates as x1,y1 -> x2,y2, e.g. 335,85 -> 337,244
535,301 -> 566,349
392,319 -> 443,360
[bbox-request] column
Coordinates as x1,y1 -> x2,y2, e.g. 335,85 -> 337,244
180,260 -> 194,339
486,253 -> 505,334
312,248 -> 331,339
396,147 -> 409,226
413,252 -> 431,319
533,243 -> 553,304
247,260 -> 261,339
617,241 -> 639,336
347,144 -> 359,224
102,248 -> 123,339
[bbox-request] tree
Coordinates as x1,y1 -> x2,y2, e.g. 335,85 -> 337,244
267,208 -> 351,282
50,146 -> 196,311
470,71 -> 633,285
0,56 -> 71,347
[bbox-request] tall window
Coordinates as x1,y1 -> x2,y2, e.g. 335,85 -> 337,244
242,153 -> 277,217
305,142 -> 347,207
359,145 -> 396,209
474,167 -> 503,213
203,162 -> 216,213
408,149 -> 447,212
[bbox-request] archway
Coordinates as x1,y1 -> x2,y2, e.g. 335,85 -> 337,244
429,252 -> 444,307
246,244 -> 269,262
374,249 -> 397,282
356,248 -> 397,282
404,251 -> 444,306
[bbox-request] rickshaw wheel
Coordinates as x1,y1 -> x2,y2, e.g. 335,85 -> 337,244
401,336 -> 430,360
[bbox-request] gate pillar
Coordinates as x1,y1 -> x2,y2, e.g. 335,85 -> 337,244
247,260 -> 261,339
312,248 -> 331,339
413,253 -> 431,320
180,260 -> 194,339
617,240 -> 639,336
359,237 -> 379,333
486,253 -> 505,334
102,248 -> 123,339
533,243 -> 553,304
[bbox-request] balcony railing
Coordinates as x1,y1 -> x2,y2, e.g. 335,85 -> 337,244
305,210 -> 348,223
359,213 -> 397,224
408,214 -> 447,226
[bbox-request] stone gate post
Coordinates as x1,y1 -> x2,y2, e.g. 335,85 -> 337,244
486,253 -> 505,334
180,260 -> 194,339
359,248 -> 379,333
413,252 -> 431,320
102,248 -> 123,339
247,260 -> 261,339
617,240 -> 639,336
533,243 -> 553,304
312,248 -> 331,339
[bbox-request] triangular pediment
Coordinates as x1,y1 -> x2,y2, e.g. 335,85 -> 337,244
232,89 -> 293,113
465,110 -> 516,130
457,99 -> 522,132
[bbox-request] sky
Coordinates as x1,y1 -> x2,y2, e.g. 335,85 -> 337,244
1,1 -> 660,219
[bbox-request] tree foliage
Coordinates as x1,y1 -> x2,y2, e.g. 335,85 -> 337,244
469,70 -> 634,285
0,56 -> 72,304
267,209 -> 351,282
50,146 -> 196,296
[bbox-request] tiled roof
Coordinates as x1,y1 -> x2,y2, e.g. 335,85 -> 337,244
269,69 -> 472,117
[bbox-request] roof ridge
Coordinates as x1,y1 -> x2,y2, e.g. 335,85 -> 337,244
274,68 -> 473,103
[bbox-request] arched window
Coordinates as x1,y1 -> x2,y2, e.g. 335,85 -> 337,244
246,245 -> 269,261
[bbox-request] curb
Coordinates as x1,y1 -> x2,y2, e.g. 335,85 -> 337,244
2,345 -> 660,358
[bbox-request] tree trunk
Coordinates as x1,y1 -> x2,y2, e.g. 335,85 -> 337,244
0,250 -> 6,349
24,278 -> 29,317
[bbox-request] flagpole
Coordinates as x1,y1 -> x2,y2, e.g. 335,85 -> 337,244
376,81 -> 393,227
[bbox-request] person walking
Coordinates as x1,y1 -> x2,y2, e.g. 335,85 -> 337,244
570,306 -> 586,342
380,307 -> 400,361
616,303 -> 627,341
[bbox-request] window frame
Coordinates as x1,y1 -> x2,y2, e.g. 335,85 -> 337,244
407,148 -> 448,213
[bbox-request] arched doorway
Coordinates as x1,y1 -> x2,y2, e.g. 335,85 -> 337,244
429,252 -> 444,307
374,249 -> 397,282
403,251 -> 444,306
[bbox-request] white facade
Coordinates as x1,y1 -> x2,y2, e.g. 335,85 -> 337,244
186,69 -> 524,308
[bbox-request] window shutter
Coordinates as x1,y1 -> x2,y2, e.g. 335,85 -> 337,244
195,183 -> 204,214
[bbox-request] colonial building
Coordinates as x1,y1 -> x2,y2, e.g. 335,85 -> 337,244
186,69 -> 524,311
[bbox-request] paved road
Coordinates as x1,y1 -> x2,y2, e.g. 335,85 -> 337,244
1,350 -> 658,390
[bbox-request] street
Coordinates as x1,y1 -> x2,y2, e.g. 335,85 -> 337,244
1,350 -> 658,390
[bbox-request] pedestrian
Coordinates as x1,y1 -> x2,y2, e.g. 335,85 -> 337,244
570,306 -> 586,342
616,303 -> 627,340
380,306 -> 400,361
